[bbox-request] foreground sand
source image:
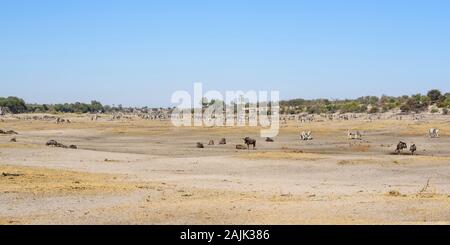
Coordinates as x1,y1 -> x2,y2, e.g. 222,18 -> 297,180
1,114 -> 449,224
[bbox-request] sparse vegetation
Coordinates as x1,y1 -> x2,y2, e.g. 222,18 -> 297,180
280,89 -> 449,114
1,89 -> 449,115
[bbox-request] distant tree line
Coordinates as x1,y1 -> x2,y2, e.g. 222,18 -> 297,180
1,89 -> 449,115
279,89 -> 449,114
0,97 -> 109,114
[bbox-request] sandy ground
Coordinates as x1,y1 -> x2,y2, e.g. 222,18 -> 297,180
1,114 -> 449,224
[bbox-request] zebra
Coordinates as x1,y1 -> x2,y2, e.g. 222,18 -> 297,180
347,130 -> 362,140
300,131 -> 313,140
428,128 -> 439,138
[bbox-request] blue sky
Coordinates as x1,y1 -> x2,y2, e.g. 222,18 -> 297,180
1,0 -> 449,106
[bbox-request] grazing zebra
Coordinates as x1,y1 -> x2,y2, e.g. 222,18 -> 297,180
347,130 -> 362,140
428,128 -> 440,138
395,141 -> 407,154
243,137 -> 256,150
300,131 -> 313,140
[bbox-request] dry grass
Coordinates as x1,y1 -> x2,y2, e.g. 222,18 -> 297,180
237,151 -> 325,161
0,165 -> 138,196
337,158 -> 379,165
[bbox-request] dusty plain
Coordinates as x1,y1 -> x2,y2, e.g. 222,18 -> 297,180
1,114 -> 449,224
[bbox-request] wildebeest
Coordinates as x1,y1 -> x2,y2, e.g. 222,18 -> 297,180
395,141 -> 407,154
10,137 -> 16,142
428,128 -> 440,138
208,140 -> 215,145
410,144 -> 417,155
219,138 -> 226,145
196,142 -> 204,148
300,131 -> 312,140
265,137 -> 274,142
235,144 -> 247,150
243,137 -> 256,150
45,140 -> 76,149
347,130 -> 362,140
46,140 -> 58,146
0,130 -> 18,135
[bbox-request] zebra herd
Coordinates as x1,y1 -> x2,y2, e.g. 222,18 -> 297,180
195,127 -> 441,155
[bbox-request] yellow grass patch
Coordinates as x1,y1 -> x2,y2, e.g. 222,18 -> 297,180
0,165 -> 138,196
237,151 -> 325,161
337,158 -> 379,165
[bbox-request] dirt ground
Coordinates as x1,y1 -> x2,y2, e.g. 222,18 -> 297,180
1,114 -> 449,224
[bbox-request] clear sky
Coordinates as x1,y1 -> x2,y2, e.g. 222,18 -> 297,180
1,0 -> 449,107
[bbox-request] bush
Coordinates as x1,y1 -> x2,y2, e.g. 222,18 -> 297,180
368,106 -> 379,114
0,96 -> 27,113
400,97 -> 427,113
427,89 -> 443,103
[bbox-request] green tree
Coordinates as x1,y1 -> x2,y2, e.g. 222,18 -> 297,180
427,89 -> 443,103
0,96 -> 27,113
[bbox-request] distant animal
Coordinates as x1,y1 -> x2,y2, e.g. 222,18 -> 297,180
69,145 -> 78,149
46,140 -> 58,146
395,141 -> 407,154
0,130 -> 18,135
46,140 -> 72,149
410,144 -> 417,155
243,137 -> 256,150
428,128 -> 440,138
208,140 -> 215,145
265,137 -> 274,142
10,137 -> 16,142
196,142 -> 204,148
235,144 -> 247,150
347,130 -> 362,140
300,131 -> 313,140
219,138 -> 226,145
